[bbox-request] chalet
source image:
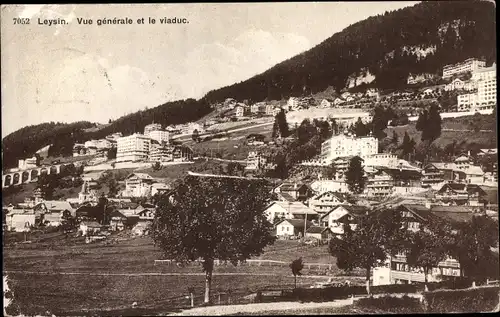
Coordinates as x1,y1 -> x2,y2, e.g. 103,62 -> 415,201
435,183 -> 487,206
305,226 -> 334,241
79,221 -> 102,236
263,201 -> 318,224
320,205 -> 368,235
123,173 -> 155,197
426,163 -> 467,182
320,99 -> 334,108
364,171 -> 394,198
272,182 -> 314,202
235,105 -> 246,117
421,164 -> 446,188
464,166 -> 485,184
333,98 -> 346,106
309,191 -> 349,214
275,219 -> 313,239
109,210 -> 127,231
33,201 -> 76,226
381,204 -> 494,285
5,209 -> 36,232
454,155 -> 471,170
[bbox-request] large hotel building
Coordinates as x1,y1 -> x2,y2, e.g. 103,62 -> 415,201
320,134 -> 378,164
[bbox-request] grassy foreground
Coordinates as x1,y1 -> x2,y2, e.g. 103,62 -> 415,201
4,234 -> 355,315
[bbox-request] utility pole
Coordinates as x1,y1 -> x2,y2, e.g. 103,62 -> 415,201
303,212 -> 307,238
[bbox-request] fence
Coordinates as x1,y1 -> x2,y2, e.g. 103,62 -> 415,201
154,259 -> 336,270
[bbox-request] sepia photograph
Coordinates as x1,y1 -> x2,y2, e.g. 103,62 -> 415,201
1,1 -> 498,316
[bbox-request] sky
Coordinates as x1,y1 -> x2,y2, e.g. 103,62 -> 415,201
1,2 -> 419,137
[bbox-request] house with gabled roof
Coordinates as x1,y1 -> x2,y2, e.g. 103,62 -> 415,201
33,200 -> 76,226
263,201 -> 318,224
309,191 -> 349,214
275,219 -> 313,238
435,183 -> 487,206
320,205 -> 368,235
272,182 -> 314,202
305,226 -> 334,241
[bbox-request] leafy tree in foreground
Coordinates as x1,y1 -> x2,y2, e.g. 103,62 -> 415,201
345,156 -> 366,194
405,218 -> 453,291
151,175 -> 276,303
290,257 -> 304,289
329,209 -> 407,294
451,215 -> 499,283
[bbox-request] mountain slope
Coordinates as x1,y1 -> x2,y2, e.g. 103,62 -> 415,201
2,99 -> 212,169
203,0 -> 496,103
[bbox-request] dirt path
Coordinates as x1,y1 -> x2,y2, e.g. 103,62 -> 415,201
167,292 -> 424,316
167,298 -> 353,316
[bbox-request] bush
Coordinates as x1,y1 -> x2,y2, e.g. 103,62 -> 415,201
356,295 -> 424,313
423,286 -> 499,313
371,283 -> 419,294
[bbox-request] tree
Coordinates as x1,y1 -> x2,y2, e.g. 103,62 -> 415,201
469,112 -> 482,133
323,163 -> 337,180
151,175 -> 276,304
331,118 -> 339,135
421,105 -> 442,142
37,174 -> 58,200
329,209 -> 407,294
107,147 -> 117,160
354,117 -> 370,137
371,105 -> 389,139
401,132 -> 416,160
107,177 -> 119,198
297,119 -> 316,145
345,156 -> 366,194
192,129 -> 201,143
391,130 -> 399,145
405,219 -> 453,291
225,162 -> 245,176
290,257 -> 304,289
275,109 -> 289,138
451,215 -> 499,283
152,161 -> 161,171
415,110 -> 428,132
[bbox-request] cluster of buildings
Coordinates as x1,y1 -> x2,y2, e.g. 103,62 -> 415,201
261,171 -> 496,285
73,133 -> 122,157
440,58 -> 497,112
116,123 -> 193,163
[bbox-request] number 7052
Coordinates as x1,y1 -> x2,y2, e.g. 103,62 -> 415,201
13,18 -> 30,25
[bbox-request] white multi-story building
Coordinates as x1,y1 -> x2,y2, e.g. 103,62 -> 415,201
84,140 -> 99,148
476,77 -> 497,109
147,130 -> 170,144
457,93 -> 478,112
363,153 -> 399,168
442,58 -> 486,79
116,133 -> 151,162
144,123 -> 162,136
457,77 -> 497,112
320,134 -> 378,163
287,97 -> 299,111
472,63 -> 496,81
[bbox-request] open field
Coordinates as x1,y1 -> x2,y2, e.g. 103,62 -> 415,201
4,234 -> 355,315
386,115 -> 496,148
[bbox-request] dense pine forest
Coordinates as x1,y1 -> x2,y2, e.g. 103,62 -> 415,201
2,0 -> 496,169
204,1 -> 496,102
2,99 -> 212,169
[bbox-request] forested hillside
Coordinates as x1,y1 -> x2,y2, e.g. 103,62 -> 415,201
204,0 -> 496,103
2,99 -> 212,169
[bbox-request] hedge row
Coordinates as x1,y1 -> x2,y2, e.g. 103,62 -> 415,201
424,286 -> 500,313
356,295 -> 424,313
285,284 -> 420,302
